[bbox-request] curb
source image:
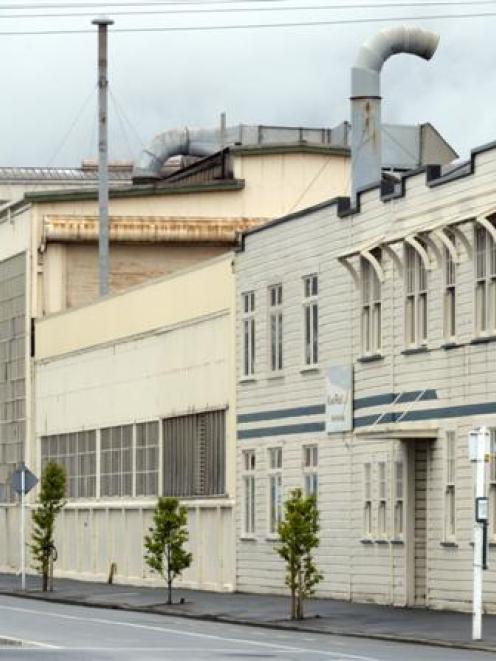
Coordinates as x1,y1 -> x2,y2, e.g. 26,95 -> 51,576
1,589 -> 495,654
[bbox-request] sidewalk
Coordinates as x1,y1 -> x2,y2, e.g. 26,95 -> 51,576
1,572 -> 495,653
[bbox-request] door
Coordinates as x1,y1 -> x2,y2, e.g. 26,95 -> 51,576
407,441 -> 428,607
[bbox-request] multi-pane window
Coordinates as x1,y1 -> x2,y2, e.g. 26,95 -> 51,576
364,462 -> 372,537
405,242 -> 428,346
242,450 -> 256,535
490,429 -> 496,539
268,284 -> 283,372
41,431 -> 97,499
445,431 -> 456,541
135,421 -> 159,496
242,291 -> 255,377
303,445 -> 318,498
394,460 -> 404,539
268,447 -> 282,534
100,425 -> 133,497
163,410 -> 225,497
361,253 -> 382,355
443,235 -> 457,341
303,275 -> 318,365
475,224 -> 496,336
378,461 -> 387,538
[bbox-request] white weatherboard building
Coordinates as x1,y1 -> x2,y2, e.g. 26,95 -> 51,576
235,140 -> 496,612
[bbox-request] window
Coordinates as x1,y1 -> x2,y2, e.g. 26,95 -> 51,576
445,431 -> 456,541
405,242 -> 428,346
364,462 -> 372,537
242,291 -> 255,377
268,284 -> 283,372
303,445 -> 318,498
303,275 -> 318,365
361,253 -> 382,355
444,235 -> 456,340
100,425 -> 133,497
489,429 -> 496,539
242,450 -> 256,535
41,430 -> 97,499
268,447 -> 282,534
475,224 -> 496,336
135,421 -> 159,496
378,461 -> 387,538
394,460 -> 404,539
163,410 -> 225,497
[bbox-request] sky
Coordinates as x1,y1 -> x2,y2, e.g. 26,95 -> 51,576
0,0 -> 495,167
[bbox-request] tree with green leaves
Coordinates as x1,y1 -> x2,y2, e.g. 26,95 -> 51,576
276,488 -> 323,620
144,497 -> 192,605
31,462 -> 66,592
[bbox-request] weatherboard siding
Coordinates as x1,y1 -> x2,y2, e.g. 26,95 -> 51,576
236,142 -> 496,611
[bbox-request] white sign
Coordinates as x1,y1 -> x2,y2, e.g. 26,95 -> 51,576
325,365 -> 353,433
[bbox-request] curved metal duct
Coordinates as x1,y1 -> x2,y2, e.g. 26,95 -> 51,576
351,25 -> 440,200
133,125 -> 243,182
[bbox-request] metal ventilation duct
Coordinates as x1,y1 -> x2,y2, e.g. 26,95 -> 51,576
351,25 -> 440,201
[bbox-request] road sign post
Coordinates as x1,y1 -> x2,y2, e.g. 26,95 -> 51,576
10,463 -> 38,592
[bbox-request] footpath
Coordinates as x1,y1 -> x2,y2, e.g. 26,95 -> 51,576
0,572 -> 495,653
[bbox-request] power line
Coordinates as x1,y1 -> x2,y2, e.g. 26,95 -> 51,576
0,0 -> 293,10
0,10 -> 496,35
3,1 -> 496,20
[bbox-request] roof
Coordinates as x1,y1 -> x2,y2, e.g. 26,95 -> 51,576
0,166 -> 132,183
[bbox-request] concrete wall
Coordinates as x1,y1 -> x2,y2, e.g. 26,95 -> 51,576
235,144 -> 496,612
29,254 -> 236,591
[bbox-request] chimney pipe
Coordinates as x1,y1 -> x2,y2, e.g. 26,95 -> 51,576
350,25 -> 439,202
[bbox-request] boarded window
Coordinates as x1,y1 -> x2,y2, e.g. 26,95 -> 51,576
163,410 -> 225,497
41,430 -> 97,498
100,425 -> 133,497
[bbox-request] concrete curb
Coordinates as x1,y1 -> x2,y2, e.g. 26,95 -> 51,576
1,589 -> 495,654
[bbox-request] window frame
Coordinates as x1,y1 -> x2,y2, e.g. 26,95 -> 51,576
268,284 -> 283,373
443,233 -> 456,342
361,252 -> 382,356
444,430 -> 457,543
363,462 -> 373,539
405,242 -> 428,348
267,446 -> 283,536
303,444 -> 319,499
242,449 -> 256,537
303,274 -> 319,367
474,224 -> 496,337
241,290 -> 256,378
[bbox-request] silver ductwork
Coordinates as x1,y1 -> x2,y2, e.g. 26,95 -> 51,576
133,126 -> 245,181
351,25 -> 440,201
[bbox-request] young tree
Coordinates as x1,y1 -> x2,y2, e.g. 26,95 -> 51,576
276,488 -> 323,620
31,462 -> 66,592
144,497 -> 192,605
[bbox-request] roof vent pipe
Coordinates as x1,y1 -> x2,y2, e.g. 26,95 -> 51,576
350,25 -> 439,201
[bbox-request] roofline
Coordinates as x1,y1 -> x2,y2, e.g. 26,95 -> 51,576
230,144 -> 350,157
25,179 -> 245,203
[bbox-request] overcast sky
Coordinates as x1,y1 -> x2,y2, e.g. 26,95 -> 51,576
0,0 -> 494,166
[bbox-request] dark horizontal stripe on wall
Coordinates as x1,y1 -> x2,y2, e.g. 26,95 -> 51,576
353,389 -> 438,411
238,421 -> 326,440
354,400 -> 496,427
237,404 -> 325,424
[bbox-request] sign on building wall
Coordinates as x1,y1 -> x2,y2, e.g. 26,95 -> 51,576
325,365 -> 353,433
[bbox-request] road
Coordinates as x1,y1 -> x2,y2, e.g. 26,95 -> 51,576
0,595 -> 492,660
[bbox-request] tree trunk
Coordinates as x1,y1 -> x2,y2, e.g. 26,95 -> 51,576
167,546 -> 172,605
290,586 -> 296,620
42,569 -> 48,592
296,570 -> 304,620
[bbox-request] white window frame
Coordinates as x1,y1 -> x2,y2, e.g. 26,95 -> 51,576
361,252 -> 382,356
241,291 -> 255,377
268,447 -> 283,535
393,459 -> 404,540
303,274 -> 319,366
405,242 -> 428,347
377,461 -> 388,539
303,444 -> 318,498
242,449 -> 256,537
268,284 -> 283,372
444,431 -> 456,542
475,224 -> 496,337
443,234 -> 456,342
363,462 -> 372,538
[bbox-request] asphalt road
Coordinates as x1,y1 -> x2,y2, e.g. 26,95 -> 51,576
0,595 -> 492,660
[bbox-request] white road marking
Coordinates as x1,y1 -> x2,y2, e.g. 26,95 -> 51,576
0,634 -> 60,649
0,601 -> 381,661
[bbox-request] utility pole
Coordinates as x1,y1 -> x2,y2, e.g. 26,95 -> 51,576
92,17 -> 113,297
469,427 -> 490,641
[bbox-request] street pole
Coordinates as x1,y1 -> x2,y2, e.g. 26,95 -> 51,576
92,17 -> 114,297
21,463 -> 25,591
470,427 -> 489,641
